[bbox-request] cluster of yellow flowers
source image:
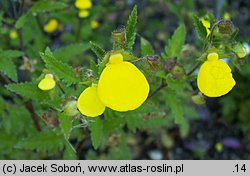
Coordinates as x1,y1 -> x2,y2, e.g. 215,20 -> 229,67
77,53 -> 150,117
74,0 -> 99,29
37,15 -> 246,118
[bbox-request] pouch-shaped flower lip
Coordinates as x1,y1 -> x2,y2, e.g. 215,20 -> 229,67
97,53 -> 150,112
44,19 -> 59,33
77,85 -> 105,117
38,74 -> 56,91
197,52 -> 236,97
75,0 -> 92,10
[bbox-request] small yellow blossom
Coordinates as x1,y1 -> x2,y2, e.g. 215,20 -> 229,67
223,12 -> 231,20
43,19 -> 59,33
77,85 -> 105,117
91,20 -> 99,29
38,74 -> 56,91
215,142 -> 223,152
78,10 -> 89,18
97,53 -> 150,111
75,0 -> 92,10
9,30 -> 18,39
201,18 -> 211,37
197,52 -> 236,97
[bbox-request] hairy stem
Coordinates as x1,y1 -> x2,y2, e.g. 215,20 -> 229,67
147,79 -> 167,99
25,101 -> 42,131
187,61 -> 201,76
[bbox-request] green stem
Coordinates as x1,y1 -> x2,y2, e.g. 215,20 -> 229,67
187,61 -> 202,76
147,79 -> 167,100
76,18 -> 83,42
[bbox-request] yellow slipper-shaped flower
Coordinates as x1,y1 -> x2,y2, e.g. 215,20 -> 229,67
75,0 -> 92,10
77,85 -> 105,117
97,53 -> 150,112
197,52 -> 236,97
44,19 -> 59,33
38,74 -> 56,91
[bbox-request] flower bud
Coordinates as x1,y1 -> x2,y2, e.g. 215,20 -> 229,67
164,58 -> 176,72
112,28 -> 126,48
171,64 -> 185,80
218,20 -> 233,35
191,92 -> 206,105
146,55 -> 161,70
233,57 -> 247,66
64,100 -> 79,117
232,43 -> 247,58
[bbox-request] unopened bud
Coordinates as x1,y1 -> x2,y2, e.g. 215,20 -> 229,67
112,28 -> 126,47
164,59 -> 176,72
64,100 -> 79,117
232,43 -> 247,58
171,64 -> 185,80
233,57 -> 247,66
218,20 -> 233,35
192,92 -> 206,105
146,55 -> 161,70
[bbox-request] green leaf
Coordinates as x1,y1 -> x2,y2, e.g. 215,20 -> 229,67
58,113 -> 72,137
89,118 -> 104,149
0,50 -> 23,58
165,88 -> 184,124
54,43 -> 89,62
125,103 -> 167,132
15,131 -> 64,153
15,13 -> 30,29
164,24 -> 186,58
107,135 -> 132,160
40,47 -> 79,85
63,139 -> 77,160
165,74 -> 185,93
193,15 -> 207,40
89,41 -> 106,60
31,0 -> 67,13
0,133 -> 17,151
5,82 -> 50,101
125,5 -> 138,51
0,57 -> 17,81
0,50 -> 21,82
140,37 -> 154,57
179,120 -> 189,138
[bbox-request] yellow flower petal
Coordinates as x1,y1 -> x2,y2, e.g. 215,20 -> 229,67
201,18 -> 211,37
97,54 -> 150,111
44,19 -> 59,33
197,53 -> 236,97
91,20 -> 99,29
77,86 -> 105,117
75,0 -> 92,10
78,10 -> 89,18
9,30 -> 18,39
38,75 -> 56,91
